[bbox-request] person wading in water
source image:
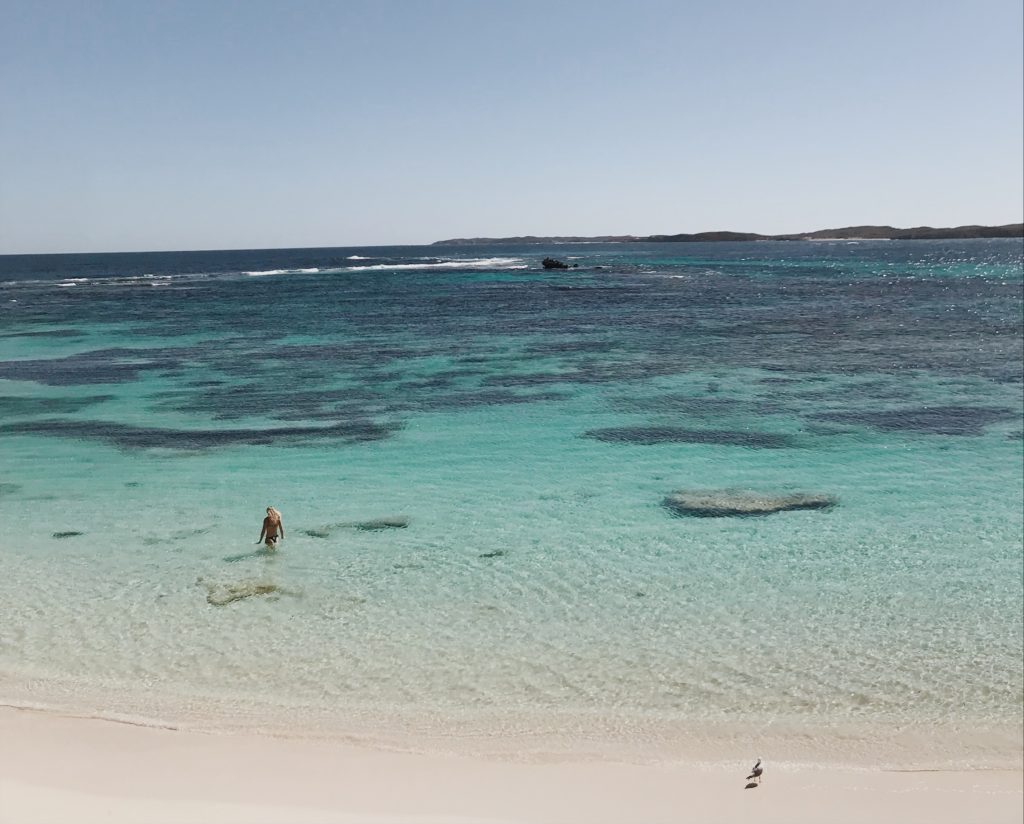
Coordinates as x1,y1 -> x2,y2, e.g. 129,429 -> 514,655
258,507 -> 285,548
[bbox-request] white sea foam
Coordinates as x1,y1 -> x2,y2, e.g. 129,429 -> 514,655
346,255 -> 371,260
107,275 -> 178,287
346,257 -> 527,272
244,268 -> 321,277
46,273 -> 182,288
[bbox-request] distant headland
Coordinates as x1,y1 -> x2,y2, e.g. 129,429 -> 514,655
432,224 -> 1023,245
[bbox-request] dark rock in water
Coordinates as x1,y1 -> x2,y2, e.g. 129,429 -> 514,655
479,549 -> 505,559
352,516 -> 409,531
663,489 -> 838,518
52,530 -> 84,538
542,257 -> 569,269
302,517 -> 410,538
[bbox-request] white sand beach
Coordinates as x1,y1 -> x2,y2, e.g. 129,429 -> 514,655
1,707 -> 1020,824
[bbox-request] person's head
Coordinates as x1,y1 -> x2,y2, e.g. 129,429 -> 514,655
267,506 -> 281,521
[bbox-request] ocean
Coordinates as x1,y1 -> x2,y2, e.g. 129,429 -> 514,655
1,240 -> 1021,765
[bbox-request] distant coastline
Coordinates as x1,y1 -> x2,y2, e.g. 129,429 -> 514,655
432,223 -> 1024,245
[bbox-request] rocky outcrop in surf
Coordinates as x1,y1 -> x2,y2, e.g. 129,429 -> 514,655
662,489 -> 837,517
542,258 -> 570,269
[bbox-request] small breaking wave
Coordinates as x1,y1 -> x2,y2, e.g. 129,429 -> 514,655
4,258 -> 528,289
244,268 -> 320,277
346,257 -> 527,272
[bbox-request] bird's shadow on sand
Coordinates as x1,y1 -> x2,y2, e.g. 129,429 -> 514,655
744,782 -> 759,790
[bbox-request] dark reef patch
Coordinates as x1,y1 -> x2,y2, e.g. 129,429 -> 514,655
395,375 -> 457,391
0,483 -> 22,497
1,328 -> 86,339
159,384 -> 400,422
811,405 -> 1018,436
300,517 -> 409,538
802,423 -> 858,436
0,395 -> 115,417
480,372 -> 577,388
478,358 -> 684,389
663,490 -> 838,517
523,339 -> 617,355
52,530 -> 84,538
0,347 -> 185,386
351,516 -> 409,531
583,426 -> 795,448
608,393 -> 790,417
409,389 -> 570,412
609,395 -> 744,415
267,342 -> 422,369
0,418 -> 401,450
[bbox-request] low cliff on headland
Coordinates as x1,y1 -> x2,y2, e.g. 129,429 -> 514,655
648,224 -> 1024,241
788,224 -> 1023,240
433,224 -> 1023,245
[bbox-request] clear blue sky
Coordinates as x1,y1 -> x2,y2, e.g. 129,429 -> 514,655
1,0 -> 1021,253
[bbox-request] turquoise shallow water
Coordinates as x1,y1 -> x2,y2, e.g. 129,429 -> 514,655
1,240 -> 1021,763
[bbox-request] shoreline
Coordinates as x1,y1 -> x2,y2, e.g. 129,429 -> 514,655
3,678 -> 1022,771
3,661 -> 1022,771
2,706 -> 1021,824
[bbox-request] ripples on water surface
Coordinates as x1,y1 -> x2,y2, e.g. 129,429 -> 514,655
1,240 -> 1021,762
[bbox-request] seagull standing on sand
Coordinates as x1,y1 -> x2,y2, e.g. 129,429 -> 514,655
747,758 -> 764,784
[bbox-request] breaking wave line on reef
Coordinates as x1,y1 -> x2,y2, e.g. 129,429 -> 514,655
244,268 -> 321,277
344,257 -> 527,272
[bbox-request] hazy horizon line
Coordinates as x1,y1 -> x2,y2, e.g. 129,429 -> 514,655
2,220 -> 1022,257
